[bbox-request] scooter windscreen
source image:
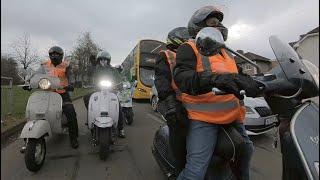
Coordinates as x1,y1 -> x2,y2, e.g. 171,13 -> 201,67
269,36 -> 319,98
290,102 -> 319,179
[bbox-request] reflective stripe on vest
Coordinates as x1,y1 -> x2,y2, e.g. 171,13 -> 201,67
163,50 -> 182,101
181,40 -> 246,124
42,60 -> 69,94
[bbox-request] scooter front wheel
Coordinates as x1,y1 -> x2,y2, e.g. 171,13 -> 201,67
24,138 -> 46,172
99,128 -> 111,160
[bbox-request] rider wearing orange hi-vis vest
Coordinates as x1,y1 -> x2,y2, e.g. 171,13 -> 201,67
181,40 -> 246,124
23,46 -> 79,149
41,59 -> 69,94
154,27 -> 190,175
173,6 -> 260,180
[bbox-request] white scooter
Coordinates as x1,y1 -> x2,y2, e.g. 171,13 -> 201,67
117,81 -> 134,125
87,79 -> 121,160
19,74 -> 69,172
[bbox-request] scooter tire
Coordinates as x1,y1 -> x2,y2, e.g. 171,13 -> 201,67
126,114 -> 134,125
99,128 -> 111,160
25,138 -> 46,172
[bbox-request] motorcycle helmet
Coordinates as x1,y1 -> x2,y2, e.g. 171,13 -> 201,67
96,51 -> 111,67
188,6 -> 228,40
49,46 -> 64,66
166,27 -> 190,51
115,64 -> 123,73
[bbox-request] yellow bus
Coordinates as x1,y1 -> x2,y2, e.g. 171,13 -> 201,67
121,39 -> 166,99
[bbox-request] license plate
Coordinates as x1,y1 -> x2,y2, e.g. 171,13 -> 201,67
265,117 -> 277,125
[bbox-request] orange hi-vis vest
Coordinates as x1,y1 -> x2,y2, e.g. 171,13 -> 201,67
41,60 -> 69,94
161,50 -> 182,101
181,40 -> 246,124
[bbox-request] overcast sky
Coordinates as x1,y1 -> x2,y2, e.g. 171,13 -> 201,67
1,0 -> 319,66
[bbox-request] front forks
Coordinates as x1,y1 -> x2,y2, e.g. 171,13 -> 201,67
20,139 -> 28,154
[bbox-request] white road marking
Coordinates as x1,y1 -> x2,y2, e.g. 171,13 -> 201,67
147,113 -> 165,124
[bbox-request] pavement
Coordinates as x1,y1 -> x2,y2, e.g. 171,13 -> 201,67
1,98 -> 282,180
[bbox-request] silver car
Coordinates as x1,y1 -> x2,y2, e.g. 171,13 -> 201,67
150,85 -> 278,135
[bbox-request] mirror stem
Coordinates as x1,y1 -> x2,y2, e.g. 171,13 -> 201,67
225,46 -> 262,74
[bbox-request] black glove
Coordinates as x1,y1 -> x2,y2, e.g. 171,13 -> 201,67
235,74 -> 261,98
22,85 -> 32,91
64,85 -> 74,92
211,74 -> 243,99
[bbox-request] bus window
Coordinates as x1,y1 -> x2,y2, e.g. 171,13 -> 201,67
139,67 -> 155,87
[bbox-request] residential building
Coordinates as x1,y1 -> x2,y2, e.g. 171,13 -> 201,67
289,27 -> 319,67
234,50 -> 275,75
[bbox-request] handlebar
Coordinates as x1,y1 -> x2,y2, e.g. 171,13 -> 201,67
212,87 -> 246,96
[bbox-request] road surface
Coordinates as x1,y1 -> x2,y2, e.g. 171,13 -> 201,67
1,98 -> 282,180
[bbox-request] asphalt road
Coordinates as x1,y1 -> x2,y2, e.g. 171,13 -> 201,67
1,98 -> 282,180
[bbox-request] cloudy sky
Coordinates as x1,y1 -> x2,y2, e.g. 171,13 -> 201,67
1,0 -> 319,65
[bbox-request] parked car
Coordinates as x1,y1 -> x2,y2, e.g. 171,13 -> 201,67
150,85 -> 278,135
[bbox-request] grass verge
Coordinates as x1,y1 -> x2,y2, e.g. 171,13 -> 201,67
1,86 -> 93,134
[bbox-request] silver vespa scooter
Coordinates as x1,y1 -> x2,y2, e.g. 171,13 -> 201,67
87,78 -> 120,160
19,73 -> 69,172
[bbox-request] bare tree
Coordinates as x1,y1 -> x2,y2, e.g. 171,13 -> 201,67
71,32 -> 101,85
11,32 -> 39,71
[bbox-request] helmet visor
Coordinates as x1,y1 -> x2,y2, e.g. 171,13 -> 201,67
99,58 -> 110,66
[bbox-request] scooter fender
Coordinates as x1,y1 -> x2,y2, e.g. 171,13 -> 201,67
20,120 -> 52,139
94,117 -> 113,128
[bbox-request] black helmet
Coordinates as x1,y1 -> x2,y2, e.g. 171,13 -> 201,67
188,6 -> 224,38
96,51 -> 111,67
49,46 -> 64,66
166,27 -> 190,51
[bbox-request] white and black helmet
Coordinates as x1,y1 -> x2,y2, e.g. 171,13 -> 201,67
96,51 -> 111,67
188,6 -> 228,40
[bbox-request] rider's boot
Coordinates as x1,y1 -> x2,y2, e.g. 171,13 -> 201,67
118,129 -> 126,138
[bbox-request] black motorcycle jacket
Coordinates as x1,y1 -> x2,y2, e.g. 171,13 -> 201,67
154,51 -> 176,101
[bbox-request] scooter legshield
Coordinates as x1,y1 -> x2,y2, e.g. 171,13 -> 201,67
88,91 -> 119,129
290,101 -> 319,179
94,117 -> 113,128
25,91 -> 63,133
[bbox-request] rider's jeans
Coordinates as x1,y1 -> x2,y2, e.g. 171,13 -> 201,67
177,120 -> 254,180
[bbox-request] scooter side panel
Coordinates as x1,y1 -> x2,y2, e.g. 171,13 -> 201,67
26,91 -> 63,133
20,120 -> 52,139
291,102 -> 319,179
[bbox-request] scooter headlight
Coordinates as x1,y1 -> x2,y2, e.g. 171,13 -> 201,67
100,80 -> 112,88
38,78 -> 51,90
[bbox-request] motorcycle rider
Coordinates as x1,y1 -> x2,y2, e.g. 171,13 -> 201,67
154,26 -> 190,174
117,75 -> 134,124
83,51 -> 126,138
23,46 -> 79,149
173,6 -> 260,180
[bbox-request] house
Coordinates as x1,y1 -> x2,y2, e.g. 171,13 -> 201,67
234,50 -> 275,75
289,27 -> 319,67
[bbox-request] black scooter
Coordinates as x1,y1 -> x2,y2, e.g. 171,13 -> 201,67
152,27 -> 319,180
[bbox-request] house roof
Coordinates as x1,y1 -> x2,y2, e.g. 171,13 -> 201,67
234,51 -> 270,64
289,26 -> 319,47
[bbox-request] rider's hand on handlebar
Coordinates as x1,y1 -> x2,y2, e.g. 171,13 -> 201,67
235,74 -> 262,98
22,85 -> 32,91
211,74 -> 244,100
